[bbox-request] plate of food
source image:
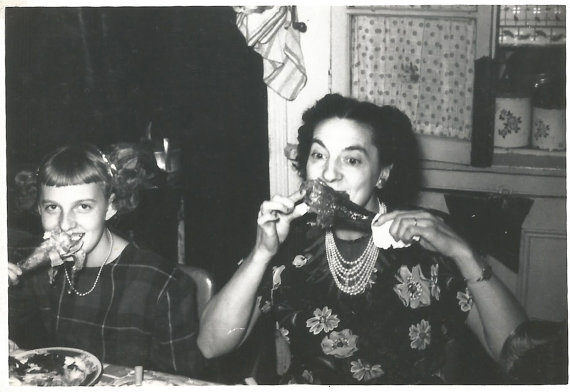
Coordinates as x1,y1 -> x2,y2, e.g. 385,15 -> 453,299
9,347 -> 102,386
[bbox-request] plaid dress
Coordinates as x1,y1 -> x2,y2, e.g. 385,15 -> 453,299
9,243 -> 205,378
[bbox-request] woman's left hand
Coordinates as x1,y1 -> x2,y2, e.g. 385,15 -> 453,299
373,209 -> 474,261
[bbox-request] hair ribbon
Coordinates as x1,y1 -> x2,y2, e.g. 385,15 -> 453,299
100,152 -> 118,177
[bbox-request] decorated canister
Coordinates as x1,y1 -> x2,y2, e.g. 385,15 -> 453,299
494,95 -> 532,148
531,73 -> 566,151
531,107 -> 566,150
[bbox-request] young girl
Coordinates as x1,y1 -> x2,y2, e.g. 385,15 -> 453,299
8,143 -> 205,378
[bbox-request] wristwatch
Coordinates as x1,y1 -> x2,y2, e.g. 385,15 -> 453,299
465,264 -> 493,284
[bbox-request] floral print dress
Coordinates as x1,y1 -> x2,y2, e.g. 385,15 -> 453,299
257,225 -> 473,384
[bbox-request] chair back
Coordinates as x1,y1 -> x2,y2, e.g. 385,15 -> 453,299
177,265 -> 215,317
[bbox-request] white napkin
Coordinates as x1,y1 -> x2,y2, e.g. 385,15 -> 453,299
371,215 -> 412,249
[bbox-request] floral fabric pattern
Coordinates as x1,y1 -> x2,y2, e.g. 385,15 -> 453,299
409,319 -> 432,350
306,306 -> 340,335
321,329 -> 359,358
301,370 -> 314,383
272,265 -> 286,290
350,359 -> 385,381
292,255 -> 308,268
260,300 -> 272,313
257,225 -> 469,384
430,264 -> 440,300
393,264 -> 432,308
279,327 -> 290,343
457,287 -> 473,312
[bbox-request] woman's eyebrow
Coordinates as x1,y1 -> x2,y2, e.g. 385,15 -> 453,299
344,145 -> 369,156
312,138 -> 368,156
311,138 -> 326,149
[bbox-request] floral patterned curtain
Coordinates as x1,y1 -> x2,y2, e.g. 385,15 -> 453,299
350,15 -> 476,140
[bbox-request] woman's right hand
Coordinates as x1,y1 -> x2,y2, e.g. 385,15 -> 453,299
8,263 -> 23,286
253,189 -> 309,260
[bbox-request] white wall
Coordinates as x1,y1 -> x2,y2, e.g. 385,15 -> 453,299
268,6 -> 332,196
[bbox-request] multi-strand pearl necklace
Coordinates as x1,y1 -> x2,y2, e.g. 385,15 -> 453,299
325,232 -> 379,295
64,228 -> 113,296
325,201 -> 386,296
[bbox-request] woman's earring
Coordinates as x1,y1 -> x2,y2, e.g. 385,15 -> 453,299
376,178 -> 385,189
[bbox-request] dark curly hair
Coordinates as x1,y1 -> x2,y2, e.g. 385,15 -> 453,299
293,94 -> 420,207
35,143 -> 159,215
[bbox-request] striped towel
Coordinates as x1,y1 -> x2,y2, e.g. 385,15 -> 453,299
234,6 -> 307,101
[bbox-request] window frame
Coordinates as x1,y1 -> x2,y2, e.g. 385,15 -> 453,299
330,5 -> 496,165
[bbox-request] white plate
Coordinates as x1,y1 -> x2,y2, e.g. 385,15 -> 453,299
9,346 -> 102,386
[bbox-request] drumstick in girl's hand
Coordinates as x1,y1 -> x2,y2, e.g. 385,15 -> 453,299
15,230 -> 86,286
17,230 -> 85,273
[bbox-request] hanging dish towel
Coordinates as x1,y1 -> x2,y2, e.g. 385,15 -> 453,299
234,6 -> 307,101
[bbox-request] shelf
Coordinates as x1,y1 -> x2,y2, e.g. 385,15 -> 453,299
493,147 -> 565,169
499,42 -> 566,47
420,159 -> 566,197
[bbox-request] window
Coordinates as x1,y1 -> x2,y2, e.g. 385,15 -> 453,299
331,6 -> 494,164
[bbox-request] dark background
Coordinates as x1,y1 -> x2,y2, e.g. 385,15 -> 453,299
5,6 -> 270,287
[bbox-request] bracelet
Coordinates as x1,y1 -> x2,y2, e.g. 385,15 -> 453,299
464,264 -> 493,284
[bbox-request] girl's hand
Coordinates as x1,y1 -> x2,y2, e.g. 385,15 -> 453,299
9,339 -> 21,354
373,209 -> 474,261
8,263 -> 23,286
253,190 -> 309,260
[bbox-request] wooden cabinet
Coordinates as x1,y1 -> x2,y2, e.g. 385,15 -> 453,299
417,190 -> 566,322
518,198 -> 567,321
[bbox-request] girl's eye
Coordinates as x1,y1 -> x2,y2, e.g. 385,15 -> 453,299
77,203 -> 92,211
43,204 -> 58,213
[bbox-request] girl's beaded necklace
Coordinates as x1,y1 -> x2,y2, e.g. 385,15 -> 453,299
325,201 -> 386,296
64,228 -> 113,296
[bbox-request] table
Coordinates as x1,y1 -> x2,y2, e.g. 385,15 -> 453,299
98,363 -> 217,386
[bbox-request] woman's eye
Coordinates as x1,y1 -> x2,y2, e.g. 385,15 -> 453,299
310,151 -> 325,160
77,203 -> 92,211
345,156 -> 362,166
